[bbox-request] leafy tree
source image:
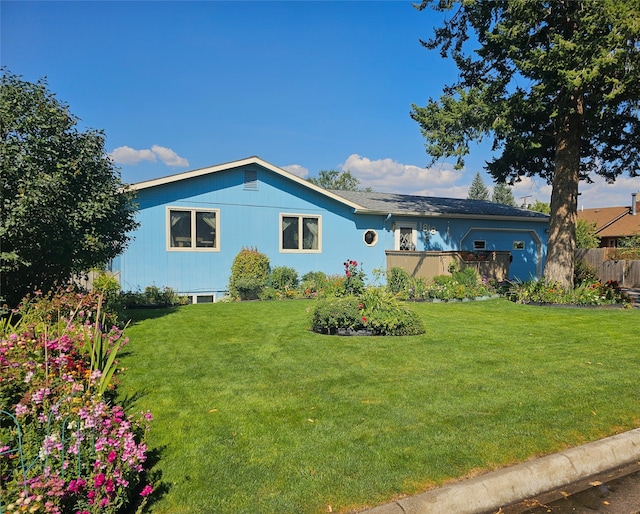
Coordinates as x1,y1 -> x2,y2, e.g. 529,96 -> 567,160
528,200 -> 551,214
576,220 -> 601,249
618,232 -> 640,248
0,71 -> 138,306
492,182 -> 517,207
308,169 -> 371,191
467,171 -> 490,200
411,1 -> 640,289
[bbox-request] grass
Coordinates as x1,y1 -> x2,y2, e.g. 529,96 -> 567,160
117,299 -> 640,514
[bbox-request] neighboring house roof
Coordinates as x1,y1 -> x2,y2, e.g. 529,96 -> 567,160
128,155 -> 548,222
331,190 -> 549,222
578,201 -> 640,238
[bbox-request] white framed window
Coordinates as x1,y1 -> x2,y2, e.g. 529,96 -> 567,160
394,222 -> 417,250
363,229 -> 378,247
473,240 -> 486,250
280,214 -> 321,252
167,208 -> 220,251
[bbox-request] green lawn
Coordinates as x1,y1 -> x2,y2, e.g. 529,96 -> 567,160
118,299 -> 640,514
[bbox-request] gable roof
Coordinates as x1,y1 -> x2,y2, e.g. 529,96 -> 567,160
578,202 -> 640,238
128,156 -> 548,222
331,190 -> 549,222
128,156 -> 363,210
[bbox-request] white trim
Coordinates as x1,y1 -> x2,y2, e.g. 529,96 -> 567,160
129,156 -> 364,211
279,213 -> 322,253
166,207 -> 221,252
363,229 -> 378,247
394,222 -> 417,251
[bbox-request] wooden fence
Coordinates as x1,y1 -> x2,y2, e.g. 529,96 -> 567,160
575,248 -> 640,287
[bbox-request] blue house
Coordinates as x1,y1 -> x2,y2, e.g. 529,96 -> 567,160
113,156 -> 549,301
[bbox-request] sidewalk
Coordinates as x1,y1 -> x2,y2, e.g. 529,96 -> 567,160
359,429 -> 640,514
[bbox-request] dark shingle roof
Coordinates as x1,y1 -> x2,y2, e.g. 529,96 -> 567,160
329,190 -> 549,220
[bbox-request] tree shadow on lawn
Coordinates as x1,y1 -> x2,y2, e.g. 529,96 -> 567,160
123,305 -> 182,326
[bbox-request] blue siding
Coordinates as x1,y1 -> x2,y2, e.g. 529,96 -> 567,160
116,163 -> 548,294
118,165 -> 390,294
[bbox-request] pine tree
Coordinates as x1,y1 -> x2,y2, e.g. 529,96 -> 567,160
467,172 -> 490,201
492,182 -> 517,207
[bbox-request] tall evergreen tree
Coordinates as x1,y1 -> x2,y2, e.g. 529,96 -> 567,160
467,172 -> 490,200
492,182 -> 517,207
411,0 -> 640,288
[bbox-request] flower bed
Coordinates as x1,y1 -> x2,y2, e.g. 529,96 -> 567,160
1,289 -> 153,513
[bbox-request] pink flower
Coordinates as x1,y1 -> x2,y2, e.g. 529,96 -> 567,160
107,450 -> 117,463
362,317 -> 367,323
140,484 -> 153,497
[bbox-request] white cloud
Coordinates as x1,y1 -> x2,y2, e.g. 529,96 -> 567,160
109,146 -> 156,165
109,145 -> 189,167
150,145 -> 189,167
338,154 -> 463,195
282,164 -> 309,179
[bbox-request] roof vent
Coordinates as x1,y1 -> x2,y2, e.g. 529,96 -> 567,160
244,169 -> 258,190
632,192 -> 638,216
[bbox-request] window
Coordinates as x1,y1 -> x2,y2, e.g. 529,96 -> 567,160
280,214 -> 321,252
167,208 -> 219,251
363,229 -> 378,246
473,240 -> 486,250
513,241 -> 525,250
394,222 -> 417,250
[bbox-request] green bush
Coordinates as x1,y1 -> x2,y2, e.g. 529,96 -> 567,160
229,247 -> 270,300
310,287 -> 425,336
122,285 -> 189,308
506,279 -> 630,306
574,258 -> 598,286
310,296 -> 364,334
268,266 -> 299,291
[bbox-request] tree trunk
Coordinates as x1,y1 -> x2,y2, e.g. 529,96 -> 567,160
544,105 -> 582,289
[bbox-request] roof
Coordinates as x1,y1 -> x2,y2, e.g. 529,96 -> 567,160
331,190 -> 549,221
128,156 -> 549,222
128,156 -> 362,210
578,202 -> 640,238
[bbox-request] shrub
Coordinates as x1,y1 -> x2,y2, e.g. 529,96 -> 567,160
229,248 -> 270,300
359,287 -> 425,336
506,279 -> 630,306
122,285 -> 188,308
574,258 -> 598,286
268,266 -> 299,292
309,287 -> 425,336
300,271 -> 327,298
310,297 -> 364,334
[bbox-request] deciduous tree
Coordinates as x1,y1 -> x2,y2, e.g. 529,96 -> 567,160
411,0 -> 640,288
0,71 -> 138,306
308,169 -> 370,191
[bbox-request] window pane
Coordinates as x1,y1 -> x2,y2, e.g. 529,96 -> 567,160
282,216 -> 299,249
302,217 -> 318,250
170,210 -> 192,247
399,227 -> 413,250
196,211 -> 216,248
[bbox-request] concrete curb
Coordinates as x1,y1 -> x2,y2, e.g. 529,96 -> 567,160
360,428 -> 640,514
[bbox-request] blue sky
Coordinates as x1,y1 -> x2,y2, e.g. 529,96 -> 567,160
3,1 -> 638,208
